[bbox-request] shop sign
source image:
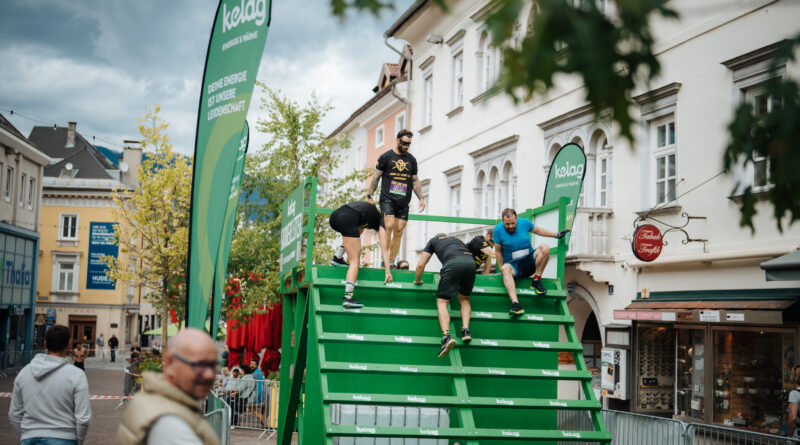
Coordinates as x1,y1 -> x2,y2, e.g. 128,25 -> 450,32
699,310 -> 720,322
46,308 -> 56,321
632,224 -> 663,261
614,310 -> 666,321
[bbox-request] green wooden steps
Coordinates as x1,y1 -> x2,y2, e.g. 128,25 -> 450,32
278,265 -> 611,444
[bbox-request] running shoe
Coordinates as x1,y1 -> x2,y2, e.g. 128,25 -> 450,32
438,334 -> 457,358
509,301 -> 525,315
531,278 -> 547,295
331,256 -> 348,267
342,296 -> 364,309
461,327 -> 472,343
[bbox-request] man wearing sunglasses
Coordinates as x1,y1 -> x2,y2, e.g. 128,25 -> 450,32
366,129 -> 425,267
118,328 -> 220,445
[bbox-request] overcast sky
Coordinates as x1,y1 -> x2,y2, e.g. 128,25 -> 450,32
0,0 -> 414,154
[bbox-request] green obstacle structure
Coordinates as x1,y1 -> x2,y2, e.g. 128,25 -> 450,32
277,178 -> 610,444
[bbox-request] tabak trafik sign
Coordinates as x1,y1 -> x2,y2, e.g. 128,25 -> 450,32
632,224 -> 663,262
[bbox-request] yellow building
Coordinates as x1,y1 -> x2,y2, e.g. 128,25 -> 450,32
29,123 -> 157,351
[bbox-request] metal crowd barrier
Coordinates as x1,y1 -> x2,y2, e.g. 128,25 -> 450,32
558,409 -> 800,445
206,391 -> 232,445
214,376 -> 279,437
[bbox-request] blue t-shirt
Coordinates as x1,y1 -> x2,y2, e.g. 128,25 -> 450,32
493,218 -> 534,263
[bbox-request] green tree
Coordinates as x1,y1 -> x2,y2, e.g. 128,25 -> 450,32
335,0 -> 798,230
225,86 -> 367,322
103,105 -> 192,346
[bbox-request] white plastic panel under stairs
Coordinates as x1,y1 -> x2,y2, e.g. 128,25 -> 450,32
331,404 -> 449,445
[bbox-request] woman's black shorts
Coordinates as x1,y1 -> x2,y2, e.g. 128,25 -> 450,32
329,206 -> 361,238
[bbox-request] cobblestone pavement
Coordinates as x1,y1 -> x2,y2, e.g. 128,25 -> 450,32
0,353 -> 293,444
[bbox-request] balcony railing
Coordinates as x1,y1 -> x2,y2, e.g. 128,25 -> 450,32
566,207 -> 613,260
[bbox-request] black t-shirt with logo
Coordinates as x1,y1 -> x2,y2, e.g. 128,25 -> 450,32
345,201 -> 381,231
423,234 -> 473,265
467,235 -> 491,268
376,149 -> 418,207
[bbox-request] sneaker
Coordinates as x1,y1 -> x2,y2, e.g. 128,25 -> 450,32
531,278 -> 547,295
461,328 -> 472,343
438,334 -> 457,358
342,296 -> 364,309
509,301 -> 525,315
331,256 -> 348,267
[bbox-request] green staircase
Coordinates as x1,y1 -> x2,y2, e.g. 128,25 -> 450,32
276,183 -> 610,444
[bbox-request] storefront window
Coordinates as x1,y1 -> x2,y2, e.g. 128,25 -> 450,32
677,329 -> 705,420
637,326 -> 675,413
712,329 -> 794,435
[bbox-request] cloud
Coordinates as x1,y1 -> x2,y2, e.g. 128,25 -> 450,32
0,0 -> 414,154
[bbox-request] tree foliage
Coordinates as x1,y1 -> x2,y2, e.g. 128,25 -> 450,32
331,0 -> 798,230
225,86 -> 367,322
104,105 -> 192,345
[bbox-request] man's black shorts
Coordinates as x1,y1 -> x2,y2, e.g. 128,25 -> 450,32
329,206 -> 361,238
507,250 -> 536,279
438,256 -> 476,301
379,200 -> 410,220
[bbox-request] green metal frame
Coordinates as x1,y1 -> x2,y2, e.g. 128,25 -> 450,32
277,177 -> 610,444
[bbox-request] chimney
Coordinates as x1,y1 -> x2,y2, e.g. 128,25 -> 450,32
66,121 -> 77,148
121,139 -> 143,188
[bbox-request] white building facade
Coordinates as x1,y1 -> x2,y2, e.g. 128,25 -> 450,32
383,0 -> 800,429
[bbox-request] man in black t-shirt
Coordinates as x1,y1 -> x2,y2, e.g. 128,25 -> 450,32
329,201 -> 393,308
413,233 -> 475,358
467,228 -> 495,274
366,129 -> 425,267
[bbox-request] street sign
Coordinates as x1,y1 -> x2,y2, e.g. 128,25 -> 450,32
280,183 -> 305,275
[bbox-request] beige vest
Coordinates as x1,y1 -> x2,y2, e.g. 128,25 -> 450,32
116,372 -> 221,445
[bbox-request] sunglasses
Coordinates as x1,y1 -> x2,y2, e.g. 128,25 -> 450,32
172,353 -> 220,374
398,140 -> 411,147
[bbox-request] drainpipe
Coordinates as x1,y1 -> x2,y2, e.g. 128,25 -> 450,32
384,36 -> 411,125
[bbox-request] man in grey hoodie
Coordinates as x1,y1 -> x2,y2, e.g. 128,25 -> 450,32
9,324 -> 91,445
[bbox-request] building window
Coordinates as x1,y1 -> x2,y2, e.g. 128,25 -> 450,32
60,214 -> 78,240
5,166 -> 13,201
28,177 -> 35,209
748,85 -> 778,191
395,112 -> 406,133
375,125 -> 385,148
594,133 -> 612,207
470,136 -> 518,219
633,82 -> 681,210
423,73 -> 433,127
452,52 -> 464,109
653,117 -> 677,205
477,32 -> 497,93
53,256 -> 80,293
722,42 -> 786,197
19,173 -> 26,207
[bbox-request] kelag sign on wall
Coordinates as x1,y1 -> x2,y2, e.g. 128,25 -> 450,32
87,222 -> 118,289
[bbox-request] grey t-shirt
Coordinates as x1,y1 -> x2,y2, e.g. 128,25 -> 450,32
790,390 -> 800,438
147,415 -> 202,445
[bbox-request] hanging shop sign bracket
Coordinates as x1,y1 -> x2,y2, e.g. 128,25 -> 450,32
633,212 -> 709,256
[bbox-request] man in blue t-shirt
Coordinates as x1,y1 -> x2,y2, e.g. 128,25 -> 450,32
493,208 -> 569,315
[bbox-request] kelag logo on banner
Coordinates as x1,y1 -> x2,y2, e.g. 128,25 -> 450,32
87,222 -> 118,290
186,0 -> 272,330
542,143 -> 586,247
